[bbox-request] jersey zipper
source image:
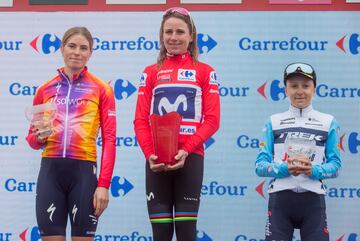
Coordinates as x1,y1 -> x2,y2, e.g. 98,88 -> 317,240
62,74 -> 72,158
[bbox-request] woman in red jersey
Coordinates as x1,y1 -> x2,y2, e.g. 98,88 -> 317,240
26,26 -> 116,241
134,7 -> 220,241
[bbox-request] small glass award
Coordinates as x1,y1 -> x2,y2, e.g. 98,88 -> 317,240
284,135 -> 316,165
150,111 -> 182,165
25,102 -> 57,139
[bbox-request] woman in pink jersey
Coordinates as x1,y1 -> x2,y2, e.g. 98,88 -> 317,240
134,7 -> 220,241
26,26 -> 116,241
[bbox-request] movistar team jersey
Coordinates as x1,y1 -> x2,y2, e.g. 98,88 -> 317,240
134,53 -> 220,159
26,67 -> 116,188
255,105 -> 341,194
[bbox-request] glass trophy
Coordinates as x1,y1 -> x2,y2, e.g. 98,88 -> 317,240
284,135 -> 316,165
25,102 -> 57,139
149,111 -> 182,165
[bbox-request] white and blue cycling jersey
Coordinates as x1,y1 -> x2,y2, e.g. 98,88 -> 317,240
255,104 -> 341,194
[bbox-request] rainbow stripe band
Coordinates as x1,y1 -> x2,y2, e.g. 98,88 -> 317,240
149,212 -> 173,223
175,212 -> 198,222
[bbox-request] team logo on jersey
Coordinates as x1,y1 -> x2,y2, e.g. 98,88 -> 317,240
139,73 -> 147,87
178,69 -> 196,81
152,85 -> 200,122
209,71 -> 218,85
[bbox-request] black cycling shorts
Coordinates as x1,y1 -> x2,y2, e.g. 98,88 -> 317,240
36,157 -> 98,237
265,190 -> 329,241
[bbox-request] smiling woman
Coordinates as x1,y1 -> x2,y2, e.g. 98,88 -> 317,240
133,7 -> 220,241
26,26 -> 117,241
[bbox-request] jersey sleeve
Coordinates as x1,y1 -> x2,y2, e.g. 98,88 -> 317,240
182,66 -> 220,154
255,118 -> 290,178
97,83 -> 117,189
310,118 -> 342,180
25,86 -> 46,150
133,67 -> 155,160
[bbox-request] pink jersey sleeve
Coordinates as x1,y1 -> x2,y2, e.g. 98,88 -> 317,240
182,66 -> 220,153
134,66 -> 155,160
25,86 -> 47,150
97,84 -> 117,188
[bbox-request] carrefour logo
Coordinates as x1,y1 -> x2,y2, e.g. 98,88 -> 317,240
340,132 -> 360,154
197,34 -> 217,54
92,33 -> 216,53
204,137 -> 215,150
0,39 -> 22,51
239,36 -> 328,51
237,134 -> 261,149
98,136 -> 139,147
197,230 -> 213,241
0,135 -> 18,146
30,34 -> 61,54
0,232 -> 11,241
20,226 -> 40,241
110,176 -> 134,197
4,178 -> 36,192
234,233 -> 300,241
255,181 -> 267,199
112,78 -> 137,101
219,85 -> 250,97
258,80 -> 360,101
336,33 -> 360,55
337,233 -> 359,241
257,80 -> 286,101
201,181 -> 247,197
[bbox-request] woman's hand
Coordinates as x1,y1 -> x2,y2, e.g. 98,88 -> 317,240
148,154 -> 166,172
93,186 -> 109,218
287,155 -> 312,176
164,149 -> 188,171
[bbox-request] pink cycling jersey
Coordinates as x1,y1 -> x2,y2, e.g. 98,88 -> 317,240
26,67 -> 116,188
134,53 -> 220,159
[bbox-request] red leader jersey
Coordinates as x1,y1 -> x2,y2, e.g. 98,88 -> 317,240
26,67 -> 116,188
134,53 -> 220,160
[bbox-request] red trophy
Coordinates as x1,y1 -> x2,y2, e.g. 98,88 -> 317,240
150,111 -> 182,165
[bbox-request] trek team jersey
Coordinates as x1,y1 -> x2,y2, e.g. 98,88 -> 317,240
255,105 -> 341,194
26,67 -> 116,188
134,53 -> 220,159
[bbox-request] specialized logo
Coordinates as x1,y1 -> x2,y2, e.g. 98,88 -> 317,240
336,33 -> 360,55
47,203 -> 56,222
197,230 -> 213,241
340,132 -> 360,154
152,86 -> 199,121
72,204 -> 78,223
178,69 -> 196,81
30,34 -> 61,54
257,80 -> 286,101
111,176 -> 134,197
255,181 -> 266,199
19,226 -> 41,241
197,33 -> 217,54
204,137 -> 215,150
113,79 -> 137,101
336,233 -> 359,241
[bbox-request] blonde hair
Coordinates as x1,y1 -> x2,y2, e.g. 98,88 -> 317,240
62,26 -> 93,50
157,10 -> 198,65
